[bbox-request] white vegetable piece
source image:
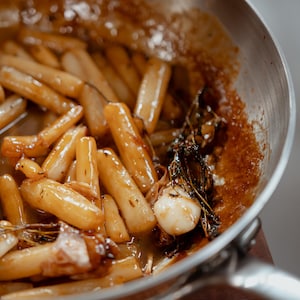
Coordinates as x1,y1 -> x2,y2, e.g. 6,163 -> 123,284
0,221 -> 18,258
153,185 -> 201,236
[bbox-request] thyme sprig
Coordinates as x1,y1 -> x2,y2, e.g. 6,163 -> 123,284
0,222 -> 60,246
167,89 -> 223,238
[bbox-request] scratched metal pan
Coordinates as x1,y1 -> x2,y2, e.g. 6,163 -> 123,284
0,0 -> 298,299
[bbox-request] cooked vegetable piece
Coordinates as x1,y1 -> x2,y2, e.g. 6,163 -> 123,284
0,94 -> 27,131
97,148 -> 157,233
104,102 -> 158,193
0,221 -> 18,258
2,40 -> 35,61
20,178 -> 104,230
0,282 -> 33,297
1,256 -> 142,299
0,66 -> 75,114
17,27 -> 87,53
0,175 -> 27,225
42,126 -> 87,182
78,83 -> 108,137
61,48 -> 119,102
1,105 -> 83,158
0,54 -> 84,98
15,157 -> 45,180
0,243 -> 53,281
76,136 -> 101,199
103,194 -> 130,243
92,52 -> 136,108
134,57 -> 171,134
105,45 -> 141,96
27,44 -> 60,68
0,222 -> 117,281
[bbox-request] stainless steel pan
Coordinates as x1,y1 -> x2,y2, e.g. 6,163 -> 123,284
0,0 -> 298,299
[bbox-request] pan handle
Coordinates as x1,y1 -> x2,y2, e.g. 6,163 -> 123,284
225,254 -> 300,299
157,251 -> 300,300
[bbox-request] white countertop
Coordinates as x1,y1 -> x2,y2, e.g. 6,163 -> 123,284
249,0 -> 300,277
